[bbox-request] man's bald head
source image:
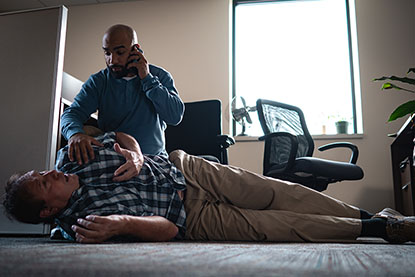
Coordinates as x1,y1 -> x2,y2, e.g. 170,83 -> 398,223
102,24 -> 142,78
103,24 -> 138,46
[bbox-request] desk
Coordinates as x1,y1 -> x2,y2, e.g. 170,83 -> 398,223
390,115 -> 415,215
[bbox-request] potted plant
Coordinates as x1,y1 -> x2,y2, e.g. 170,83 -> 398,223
327,114 -> 351,134
335,120 -> 349,134
374,68 -> 415,122
374,68 -> 415,165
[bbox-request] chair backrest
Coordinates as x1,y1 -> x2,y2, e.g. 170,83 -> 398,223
256,99 -> 314,158
165,99 -> 225,162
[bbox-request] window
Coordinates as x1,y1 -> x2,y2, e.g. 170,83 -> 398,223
233,0 -> 362,136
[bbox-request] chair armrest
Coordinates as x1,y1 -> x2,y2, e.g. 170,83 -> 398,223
259,132 -> 299,172
216,135 -> 235,149
318,142 -> 359,164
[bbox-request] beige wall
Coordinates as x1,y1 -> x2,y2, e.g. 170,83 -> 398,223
64,0 -> 415,213
64,0 -> 231,131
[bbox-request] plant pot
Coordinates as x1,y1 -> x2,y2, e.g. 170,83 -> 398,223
335,121 -> 349,134
413,137 -> 415,167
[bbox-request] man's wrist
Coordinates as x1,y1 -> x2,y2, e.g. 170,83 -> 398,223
70,132 -> 83,138
68,130 -> 85,140
140,73 -> 153,83
119,215 -> 133,236
141,73 -> 159,94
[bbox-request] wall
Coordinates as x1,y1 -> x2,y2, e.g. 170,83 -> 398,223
340,0 -> 415,212
64,0 -> 415,212
64,0 -> 231,133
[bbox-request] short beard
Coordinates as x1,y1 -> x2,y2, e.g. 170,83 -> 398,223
108,65 -> 128,79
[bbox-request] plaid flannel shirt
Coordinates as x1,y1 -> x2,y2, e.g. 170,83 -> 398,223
54,132 -> 187,241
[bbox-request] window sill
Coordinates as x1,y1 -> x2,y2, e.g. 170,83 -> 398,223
234,136 -> 261,142
234,133 -> 364,142
313,133 -> 364,140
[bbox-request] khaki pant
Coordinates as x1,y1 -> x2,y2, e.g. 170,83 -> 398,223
169,150 -> 362,242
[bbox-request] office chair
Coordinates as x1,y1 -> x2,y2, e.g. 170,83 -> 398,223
256,99 -> 364,191
165,99 -> 235,164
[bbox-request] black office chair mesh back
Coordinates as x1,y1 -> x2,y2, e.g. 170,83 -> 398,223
256,98 -> 363,192
258,100 -> 314,172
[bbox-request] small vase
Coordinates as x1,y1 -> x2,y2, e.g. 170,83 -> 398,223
335,121 -> 349,134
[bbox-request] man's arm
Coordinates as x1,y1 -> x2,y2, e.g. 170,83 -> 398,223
141,66 -> 185,126
61,75 -> 103,164
113,132 -> 144,181
72,215 -> 178,243
61,76 -> 101,141
126,49 -> 184,126
115,131 -> 142,154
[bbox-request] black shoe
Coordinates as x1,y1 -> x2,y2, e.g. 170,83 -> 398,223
385,217 -> 415,244
373,208 -> 415,243
373,208 -> 404,220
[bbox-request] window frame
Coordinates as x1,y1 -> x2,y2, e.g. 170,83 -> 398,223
231,0 -> 359,136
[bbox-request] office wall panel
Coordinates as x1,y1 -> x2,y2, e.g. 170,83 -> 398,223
0,6 -> 67,233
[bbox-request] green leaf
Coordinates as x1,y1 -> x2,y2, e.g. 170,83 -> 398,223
380,82 -> 415,92
381,83 -> 398,90
373,75 -> 415,86
388,100 -> 415,121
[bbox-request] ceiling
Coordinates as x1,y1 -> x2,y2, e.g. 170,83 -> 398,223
0,0 -> 138,13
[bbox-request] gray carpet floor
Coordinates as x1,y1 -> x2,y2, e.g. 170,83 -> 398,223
1,236 -> 415,276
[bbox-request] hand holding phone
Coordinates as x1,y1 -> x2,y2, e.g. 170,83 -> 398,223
126,45 -> 147,78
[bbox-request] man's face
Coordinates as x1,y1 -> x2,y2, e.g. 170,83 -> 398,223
102,32 -> 133,79
23,170 -> 79,217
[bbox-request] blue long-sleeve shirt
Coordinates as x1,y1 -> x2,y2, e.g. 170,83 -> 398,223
61,65 -> 185,156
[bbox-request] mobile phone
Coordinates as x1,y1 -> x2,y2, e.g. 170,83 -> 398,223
126,46 -> 144,75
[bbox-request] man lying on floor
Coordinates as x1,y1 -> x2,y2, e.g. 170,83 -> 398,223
3,132 -> 415,244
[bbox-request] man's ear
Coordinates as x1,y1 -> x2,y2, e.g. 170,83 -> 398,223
39,207 -> 59,218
